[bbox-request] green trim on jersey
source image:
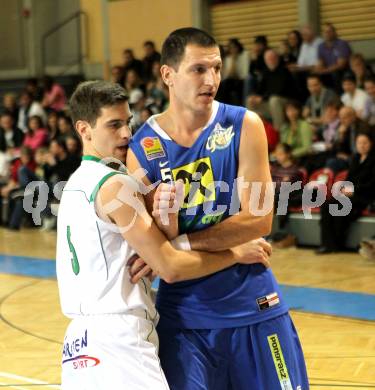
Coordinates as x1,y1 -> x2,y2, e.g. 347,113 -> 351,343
89,171 -> 125,203
82,155 -> 102,163
67,225 -> 80,275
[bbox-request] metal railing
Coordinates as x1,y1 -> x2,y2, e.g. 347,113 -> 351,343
41,11 -> 87,76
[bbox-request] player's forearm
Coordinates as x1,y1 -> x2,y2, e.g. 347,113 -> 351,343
166,248 -> 236,283
188,213 -> 272,252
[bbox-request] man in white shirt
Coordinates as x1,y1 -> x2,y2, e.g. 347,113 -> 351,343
296,26 -> 323,70
341,72 -> 371,120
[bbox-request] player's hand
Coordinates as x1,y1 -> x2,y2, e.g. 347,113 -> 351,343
152,180 -> 184,240
127,254 -> 155,284
232,238 -> 271,268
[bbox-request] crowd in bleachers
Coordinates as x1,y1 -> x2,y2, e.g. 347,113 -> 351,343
0,76 -> 81,230
0,25 -> 374,253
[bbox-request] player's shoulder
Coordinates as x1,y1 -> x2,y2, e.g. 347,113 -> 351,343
131,119 -> 156,143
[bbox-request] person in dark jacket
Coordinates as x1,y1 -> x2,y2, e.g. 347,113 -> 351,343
247,49 -> 296,130
317,131 -> 375,253
0,113 -> 24,152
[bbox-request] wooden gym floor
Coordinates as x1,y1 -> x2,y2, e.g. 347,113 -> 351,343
0,227 -> 374,389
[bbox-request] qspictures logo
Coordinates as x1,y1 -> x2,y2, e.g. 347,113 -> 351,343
267,334 -> 293,390
62,329 -> 100,370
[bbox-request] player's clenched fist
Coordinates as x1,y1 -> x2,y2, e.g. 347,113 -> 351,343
232,238 -> 271,268
152,180 -> 184,239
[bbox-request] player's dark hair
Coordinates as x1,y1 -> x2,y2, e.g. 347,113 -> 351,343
161,27 -> 218,69
69,80 -> 128,127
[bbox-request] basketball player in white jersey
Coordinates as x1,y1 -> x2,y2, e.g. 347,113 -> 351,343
56,80 -> 271,389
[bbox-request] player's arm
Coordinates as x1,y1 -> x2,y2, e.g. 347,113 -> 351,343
126,148 -> 179,240
96,175 -> 269,283
181,111 -> 273,252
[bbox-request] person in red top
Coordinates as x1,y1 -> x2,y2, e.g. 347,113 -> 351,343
42,75 -> 67,112
23,115 -> 48,151
0,146 -> 36,229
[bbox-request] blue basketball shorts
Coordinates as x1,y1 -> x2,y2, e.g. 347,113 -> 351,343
158,313 -> 309,390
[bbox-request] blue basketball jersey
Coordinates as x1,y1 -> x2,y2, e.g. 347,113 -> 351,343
129,101 -> 288,329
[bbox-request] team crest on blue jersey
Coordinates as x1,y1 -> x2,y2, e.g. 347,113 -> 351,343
206,123 -> 234,153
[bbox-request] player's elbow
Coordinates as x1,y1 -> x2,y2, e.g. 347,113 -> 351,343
259,213 -> 273,236
159,268 -> 179,284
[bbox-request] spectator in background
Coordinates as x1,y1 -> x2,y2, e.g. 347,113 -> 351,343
243,35 -> 268,99
303,74 -> 337,128
139,107 -> 154,127
364,76 -> 375,125
25,78 -> 43,101
349,53 -> 374,89
0,146 -> 36,229
57,115 -> 75,139
23,115 -> 48,151
17,91 -> 47,132
315,23 -> 351,92
326,106 -> 369,172
0,113 -> 24,153
142,40 -> 161,81
305,99 -> 342,173
1,93 -> 19,121
341,72 -> 371,120
41,75 -> 66,112
65,135 -> 82,158
44,138 -> 80,185
111,65 -> 125,86
219,38 -> 249,105
122,48 -> 143,80
286,30 -> 302,64
262,116 -> 279,152
280,100 -> 313,160
294,25 -> 323,71
247,49 -> 296,130
317,132 -> 375,254
46,111 -> 60,141
146,61 -> 168,111
270,143 -> 303,247
279,39 -> 297,66
124,69 -> 144,95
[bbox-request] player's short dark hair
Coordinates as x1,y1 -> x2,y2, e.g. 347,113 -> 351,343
69,80 -> 128,127
161,27 -> 218,68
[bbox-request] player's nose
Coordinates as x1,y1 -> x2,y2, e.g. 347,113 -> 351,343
120,124 -> 132,140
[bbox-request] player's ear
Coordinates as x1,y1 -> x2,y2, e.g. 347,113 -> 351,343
160,64 -> 174,88
76,120 -> 92,141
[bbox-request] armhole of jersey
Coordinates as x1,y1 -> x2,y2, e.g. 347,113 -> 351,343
234,107 -> 247,154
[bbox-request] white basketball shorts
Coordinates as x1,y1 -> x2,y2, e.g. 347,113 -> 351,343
61,314 -> 169,389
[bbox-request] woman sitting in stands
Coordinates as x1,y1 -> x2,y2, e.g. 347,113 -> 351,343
280,99 -> 313,162
270,143 -> 304,247
317,131 -> 375,254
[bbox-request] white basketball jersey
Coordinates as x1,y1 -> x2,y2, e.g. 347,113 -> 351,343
56,155 -> 157,322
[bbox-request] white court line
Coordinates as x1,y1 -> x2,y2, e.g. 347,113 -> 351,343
0,372 -> 60,389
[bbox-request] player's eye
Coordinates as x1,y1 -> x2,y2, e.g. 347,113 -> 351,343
194,66 -> 206,74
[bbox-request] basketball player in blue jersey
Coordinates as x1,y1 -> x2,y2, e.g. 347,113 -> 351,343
127,28 -> 309,389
